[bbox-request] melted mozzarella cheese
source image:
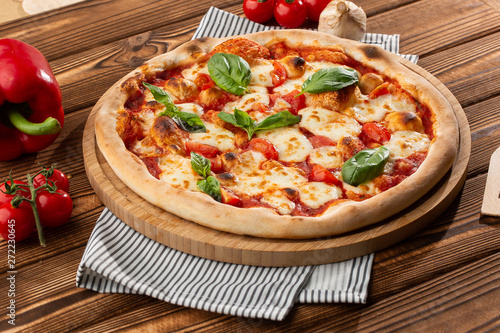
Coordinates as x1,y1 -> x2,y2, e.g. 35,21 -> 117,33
158,155 -> 201,191
384,130 -> 430,159
250,61 -> 274,87
297,182 -> 342,209
299,107 -> 362,142
136,109 -> 156,133
131,138 -> 157,156
349,94 -> 417,123
227,151 -> 307,196
181,63 -> 209,82
342,181 -> 380,196
223,91 -> 270,113
260,190 -> 296,215
189,122 -> 236,151
308,146 -> 344,169
257,126 -> 313,162
177,103 -> 204,115
273,78 -> 303,95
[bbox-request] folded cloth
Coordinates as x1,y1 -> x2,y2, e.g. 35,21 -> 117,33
77,7 -> 418,321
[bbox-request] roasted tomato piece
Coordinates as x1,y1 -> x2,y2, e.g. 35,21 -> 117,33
281,90 -> 306,115
185,141 -> 219,158
368,82 -> 391,99
309,135 -> 335,148
271,61 -> 287,87
246,138 -> 279,160
359,123 -> 391,145
194,73 -> 215,91
309,164 -> 343,187
221,188 -> 241,206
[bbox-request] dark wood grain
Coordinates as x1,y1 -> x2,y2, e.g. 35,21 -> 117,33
1,0 -> 499,331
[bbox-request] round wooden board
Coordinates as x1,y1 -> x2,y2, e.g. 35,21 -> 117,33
82,58 -> 470,267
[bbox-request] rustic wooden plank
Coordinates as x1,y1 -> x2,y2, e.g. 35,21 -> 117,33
0,0 -> 242,61
418,32 -> 500,107
367,0 -> 500,56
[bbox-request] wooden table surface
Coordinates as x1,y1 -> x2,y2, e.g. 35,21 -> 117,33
1,0 -> 499,331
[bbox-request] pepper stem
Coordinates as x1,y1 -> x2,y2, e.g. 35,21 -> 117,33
6,108 -> 62,136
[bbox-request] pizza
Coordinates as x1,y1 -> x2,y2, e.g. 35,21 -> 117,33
94,30 -> 458,239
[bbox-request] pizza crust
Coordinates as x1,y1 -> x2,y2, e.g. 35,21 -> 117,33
95,30 -> 458,239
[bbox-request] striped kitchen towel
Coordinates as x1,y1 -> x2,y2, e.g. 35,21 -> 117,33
77,7 -> 418,321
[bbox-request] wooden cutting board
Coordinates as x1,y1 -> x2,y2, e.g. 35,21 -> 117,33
82,59 -> 470,267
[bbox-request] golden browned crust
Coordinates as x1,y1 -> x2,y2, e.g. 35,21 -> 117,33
95,30 -> 459,239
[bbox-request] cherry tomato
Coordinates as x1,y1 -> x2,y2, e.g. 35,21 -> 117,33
36,189 -> 73,228
33,168 -> 70,193
0,180 -> 30,205
221,188 -> 241,206
368,82 -> 391,99
246,138 -> 279,160
281,90 -> 306,115
194,73 -> 215,91
0,201 -> 36,242
186,141 -> 219,158
271,61 -> 287,87
209,155 -> 223,173
309,164 -> 343,187
360,123 -> 391,145
309,135 -> 335,148
274,0 -> 307,28
243,0 -> 275,24
303,0 -> 331,22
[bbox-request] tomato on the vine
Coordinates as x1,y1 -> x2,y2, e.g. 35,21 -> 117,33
303,0 -> 330,22
0,201 -> 36,242
36,189 -> 73,228
274,0 -> 307,28
33,168 -> 70,193
243,0 -> 275,24
0,180 -> 30,205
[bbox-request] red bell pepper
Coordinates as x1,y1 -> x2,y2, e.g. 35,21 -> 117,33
0,39 -> 64,161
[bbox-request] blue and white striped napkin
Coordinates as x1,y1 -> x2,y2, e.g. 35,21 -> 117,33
77,7 -> 418,321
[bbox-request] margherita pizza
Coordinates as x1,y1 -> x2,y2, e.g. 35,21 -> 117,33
95,30 -> 458,239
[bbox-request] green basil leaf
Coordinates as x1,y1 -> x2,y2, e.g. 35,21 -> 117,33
190,152 -> 211,179
298,67 -> 359,96
143,82 -> 179,114
234,108 -> 254,128
254,111 -> 301,132
207,53 -> 252,95
218,109 -> 301,140
171,113 -> 206,133
341,146 -> 390,186
218,110 -> 256,140
143,82 -> 206,133
197,176 -> 221,202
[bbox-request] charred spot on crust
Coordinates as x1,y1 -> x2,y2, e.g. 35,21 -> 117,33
186,44 -> 203,55
362,46 -> 381,59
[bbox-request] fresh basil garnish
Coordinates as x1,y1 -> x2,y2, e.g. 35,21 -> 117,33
190,151 -> 211,179
207,53 -> 252,96
218,108 -> 301,140
190,152 -> 221,202
297,67 -> 359,96
197,176 -> 221,202
341,146 -> 390,186
143,82 -> 206,133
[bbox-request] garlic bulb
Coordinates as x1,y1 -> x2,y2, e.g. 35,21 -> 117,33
318,1 -> 367,41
